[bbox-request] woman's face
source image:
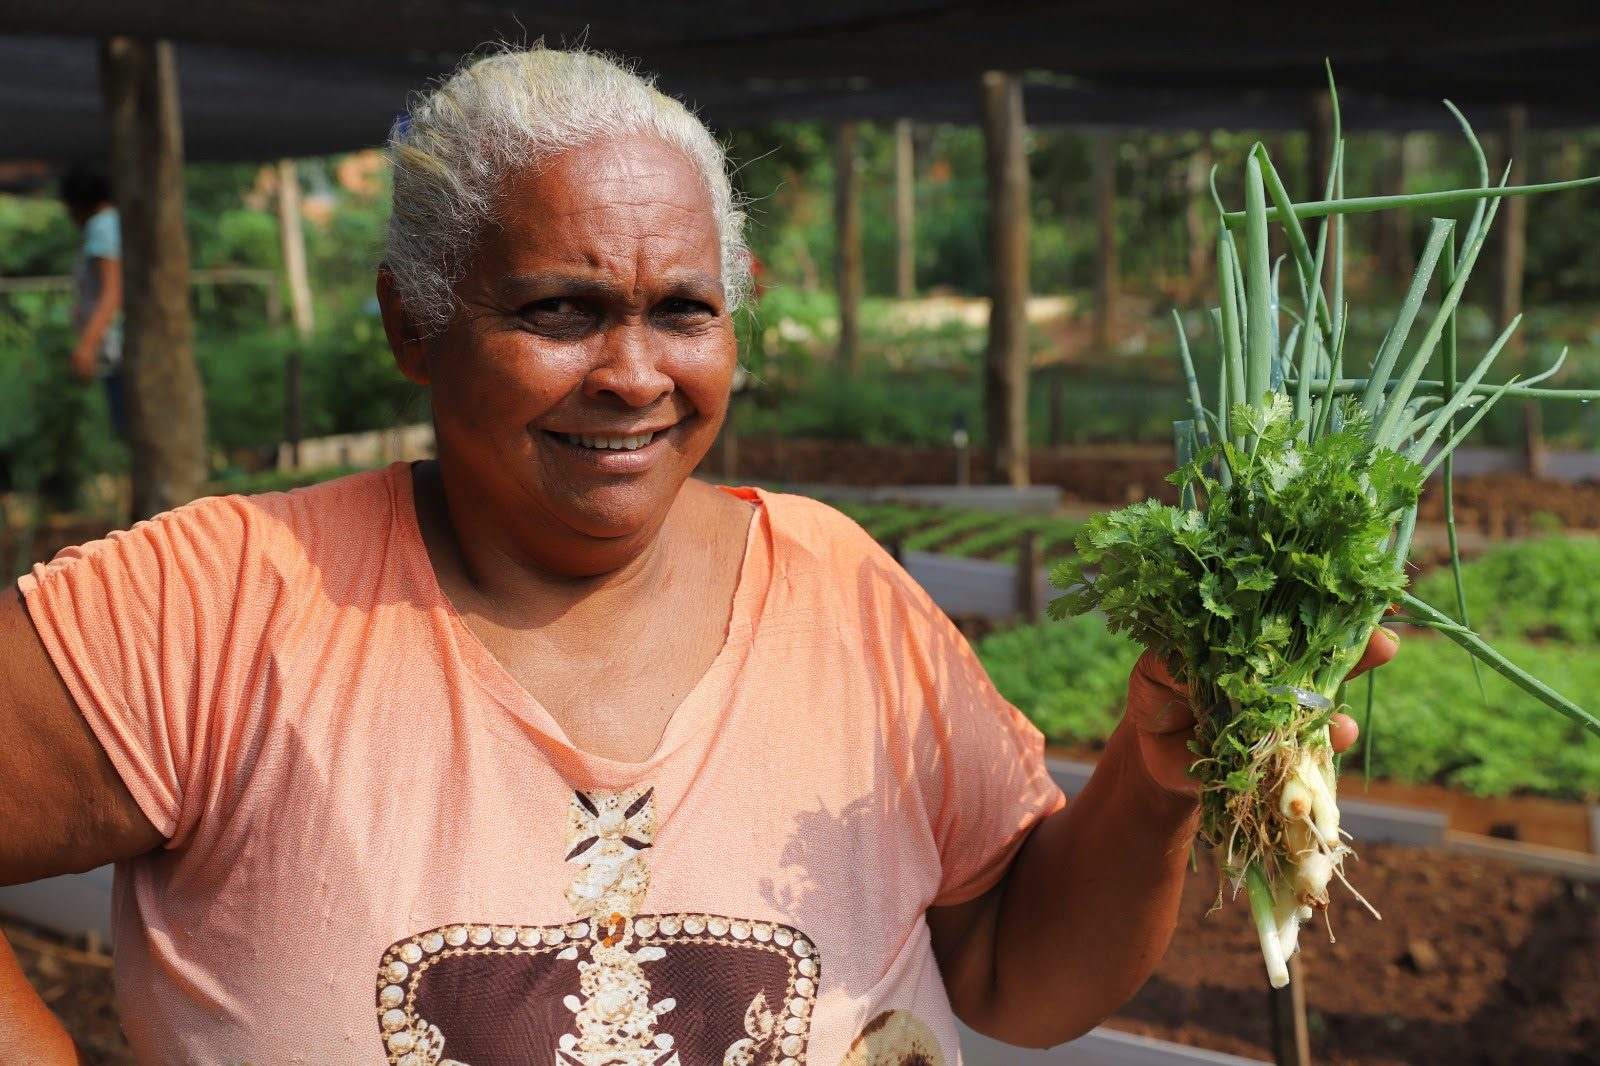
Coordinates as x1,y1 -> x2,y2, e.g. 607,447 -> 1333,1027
391,137 -> 737,553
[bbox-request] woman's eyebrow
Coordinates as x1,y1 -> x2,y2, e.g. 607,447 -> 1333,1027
496,271 -> 725,302
496,272 -> 627,301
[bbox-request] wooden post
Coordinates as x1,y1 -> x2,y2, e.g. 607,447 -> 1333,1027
101,37 -> 207,520
1268,955 -> 1312,1066
286,350 -> 302,470
1093,131 -> 1119,356
277,158 -> 315,342
1496,104 -> 1528,345
1186,143 -> 1212,295
720,419 -> 738,482
1307,90 -> 1334,201
1016,531 -> 1042,622
894,118 -> 916,300
1375,134 -> 1414,280
264,275 -> 284,331
1495,104 -> 1543,478
834,121 -> 863,376
981,71 -> 1030,488
1047,365 -> 1064,446
277,158 -> 312,472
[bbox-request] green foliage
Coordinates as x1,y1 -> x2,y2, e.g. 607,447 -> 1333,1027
734,358 -> 977,446
1052,400 -> 1420,709
975,617 -> 1600,800
0,196 -> 77,276
0,295 -> 125,508
208,465 -> 364,496
975,615 -> 1141,749
1347,634 -> 1600,800
197,305 -> 425,458
1413,534 -> 1600,644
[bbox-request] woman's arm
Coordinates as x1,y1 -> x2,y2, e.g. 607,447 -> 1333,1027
71,257 -> 120,382
927,708 -> 1197,1047
929,629 -> 1396,1047
0,589 -> 163,1055
0,933 -> 91,1065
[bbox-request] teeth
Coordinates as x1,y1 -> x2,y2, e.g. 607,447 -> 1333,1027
563,432 -> 655,451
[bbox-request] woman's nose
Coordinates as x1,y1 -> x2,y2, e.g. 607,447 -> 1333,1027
582,324 -> 674,407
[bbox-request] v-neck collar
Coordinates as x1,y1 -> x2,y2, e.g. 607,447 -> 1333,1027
386,463 -> 770,782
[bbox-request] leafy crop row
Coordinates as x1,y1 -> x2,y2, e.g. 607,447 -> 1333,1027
823,498 -> 1082,563
974,614 -> 1600,802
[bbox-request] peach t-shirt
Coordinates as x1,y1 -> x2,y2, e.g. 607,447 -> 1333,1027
22,464 -> 1063,1066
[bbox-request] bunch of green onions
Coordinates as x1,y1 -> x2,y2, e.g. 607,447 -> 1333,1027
1052,80 -> 1600,988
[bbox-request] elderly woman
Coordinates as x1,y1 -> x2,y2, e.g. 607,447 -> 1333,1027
0,47 -> 1388,1065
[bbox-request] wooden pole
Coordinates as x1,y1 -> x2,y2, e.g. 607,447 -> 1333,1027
1307,90 -> 1334,202
1495,103 -> 1543,478
834,120 -> 863,376
276,158 -> 315,342
286,351 -> 302,470
981,71 -> 1030,488
894,118 -> 916,300
1376,134 -> 1414,280
277,158 -> 312,471
1496,104 -> 1529,345
1093,131 -> 1119,355
1016,531 -> 1042,622
1268,955 -> 1312,1066
101,37 -> 207,520
1185,143 -> 1212,296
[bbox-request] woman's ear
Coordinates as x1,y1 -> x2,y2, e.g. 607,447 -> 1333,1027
377,265 -> 431,386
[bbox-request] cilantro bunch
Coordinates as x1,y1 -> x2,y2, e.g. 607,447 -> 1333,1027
1051,396 -> 1418,718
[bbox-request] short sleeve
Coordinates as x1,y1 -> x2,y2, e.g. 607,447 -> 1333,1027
18,496 -> 256,843
83,209 -> 120,261
913,603 -> 1066,907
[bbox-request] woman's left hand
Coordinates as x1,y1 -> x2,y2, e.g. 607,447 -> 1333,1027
1125,625 -> 1400,797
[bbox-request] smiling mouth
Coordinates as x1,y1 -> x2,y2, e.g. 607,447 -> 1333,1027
558,431 -> 657,452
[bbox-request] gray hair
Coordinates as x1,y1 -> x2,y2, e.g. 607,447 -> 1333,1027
385,46 -> 750,333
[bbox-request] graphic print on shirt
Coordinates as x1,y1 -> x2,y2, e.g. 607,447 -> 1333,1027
839,1010 -> 947,1066
375,787 -> 821,1066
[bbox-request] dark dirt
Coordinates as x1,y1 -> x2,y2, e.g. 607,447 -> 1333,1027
10,843 -> 1597,1065
1112,844 -> 1600,1066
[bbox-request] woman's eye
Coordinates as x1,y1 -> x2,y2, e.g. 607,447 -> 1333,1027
521,298 -> 591,334
657,299 -> 716,324
525,298 -> 580,317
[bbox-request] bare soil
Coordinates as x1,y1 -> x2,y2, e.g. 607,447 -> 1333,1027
1114,844 -> 1600,1066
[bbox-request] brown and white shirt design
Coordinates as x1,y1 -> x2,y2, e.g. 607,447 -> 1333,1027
375,788 -> 821,1066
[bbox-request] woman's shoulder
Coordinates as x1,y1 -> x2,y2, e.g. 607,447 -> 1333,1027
237,464 -> 404,529
726,486 -> 881,557
31,465 -> 405,586
725,486 -> 931,612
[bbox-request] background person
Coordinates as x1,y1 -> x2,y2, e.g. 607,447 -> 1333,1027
60,167 -> 127,438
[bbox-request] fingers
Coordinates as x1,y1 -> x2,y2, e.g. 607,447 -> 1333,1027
1347,624 -> 1399,680
1128,649 -> 1195,736
1328,712 -> 1359,754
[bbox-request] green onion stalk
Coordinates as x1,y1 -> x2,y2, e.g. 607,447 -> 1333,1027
1050,76 -> 1600,988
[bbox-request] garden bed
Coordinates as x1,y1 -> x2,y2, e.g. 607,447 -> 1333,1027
699,436 -> 1600,536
